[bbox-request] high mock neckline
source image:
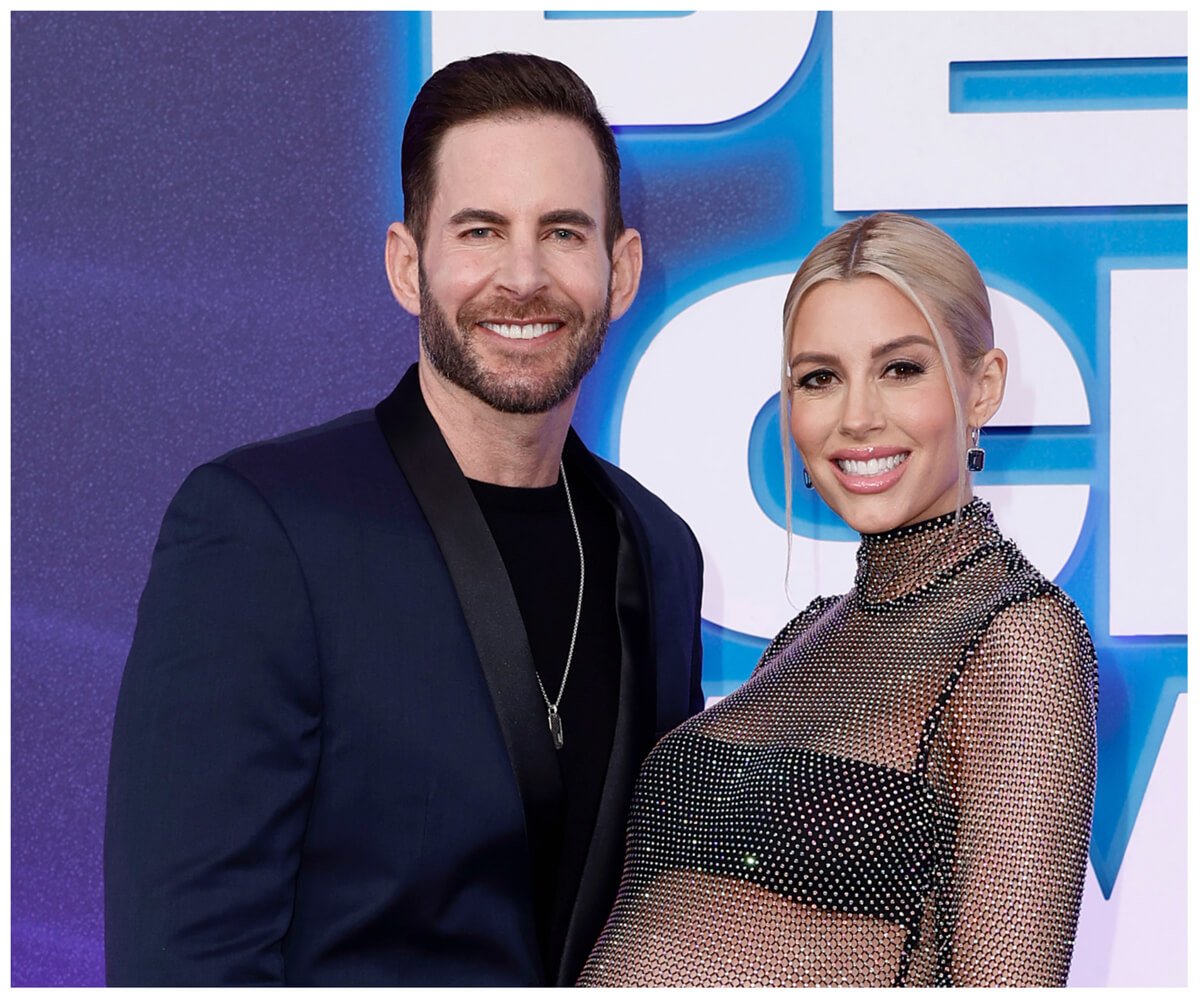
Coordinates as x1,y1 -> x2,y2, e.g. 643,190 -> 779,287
854,498 -> 1002,604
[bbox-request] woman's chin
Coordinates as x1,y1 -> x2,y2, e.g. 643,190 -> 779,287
821,493 -> 915,536
818,474 -> 961,535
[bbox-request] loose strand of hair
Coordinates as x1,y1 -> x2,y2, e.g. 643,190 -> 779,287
781,335 -> 799,611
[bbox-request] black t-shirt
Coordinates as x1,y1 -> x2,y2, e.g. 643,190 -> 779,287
467,461 -> 620,981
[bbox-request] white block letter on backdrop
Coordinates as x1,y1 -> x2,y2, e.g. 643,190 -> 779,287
988,288 -> 1089,428
431,12 -> 816,126
832,12 -> 1186,209
1108,269 -> 1186,636
976,288 -> 1091,582
620,276 -> 850,639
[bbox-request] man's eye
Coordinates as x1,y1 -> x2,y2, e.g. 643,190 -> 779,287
549,228 -> 581,241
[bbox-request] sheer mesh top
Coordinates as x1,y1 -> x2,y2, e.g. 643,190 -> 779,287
578,500 -> 1097,987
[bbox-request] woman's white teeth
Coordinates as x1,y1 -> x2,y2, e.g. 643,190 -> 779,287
483,321 -> 560,340
837,453 -> 908,476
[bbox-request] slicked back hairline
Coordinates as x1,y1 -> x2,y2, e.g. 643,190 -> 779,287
401,53 -> 625,254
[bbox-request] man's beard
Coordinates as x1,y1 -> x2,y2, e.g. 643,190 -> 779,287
418,270 -> 611,415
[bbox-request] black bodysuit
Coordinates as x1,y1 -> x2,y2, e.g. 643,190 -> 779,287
579,500 -> 1097,987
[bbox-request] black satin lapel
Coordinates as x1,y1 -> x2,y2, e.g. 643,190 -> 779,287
555,432 -> 656,985
374,366 -> 563,827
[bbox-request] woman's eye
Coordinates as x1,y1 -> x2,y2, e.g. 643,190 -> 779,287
795,369 -> 837,390
885,360 -> 925,379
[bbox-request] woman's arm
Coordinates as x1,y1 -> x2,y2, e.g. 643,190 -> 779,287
935,588 -> 1098,986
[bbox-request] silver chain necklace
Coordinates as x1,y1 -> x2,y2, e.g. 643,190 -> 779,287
533,460 -> 584,751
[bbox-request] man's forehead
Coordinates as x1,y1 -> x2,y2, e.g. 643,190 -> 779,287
428,113 -> 606,217
439,110 -> 585,146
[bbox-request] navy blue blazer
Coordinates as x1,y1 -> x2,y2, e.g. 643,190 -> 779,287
104,366 -> 704,986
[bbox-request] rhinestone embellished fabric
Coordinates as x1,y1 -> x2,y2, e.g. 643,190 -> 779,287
578,500 -> 1097,987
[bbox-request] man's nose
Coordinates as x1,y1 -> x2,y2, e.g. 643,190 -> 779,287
492,234 -> 550,300
838,378 -> 886,438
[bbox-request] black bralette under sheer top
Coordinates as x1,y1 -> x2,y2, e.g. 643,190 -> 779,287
578,500 -> 1097,987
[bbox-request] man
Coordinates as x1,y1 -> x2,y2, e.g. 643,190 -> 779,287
104,52 -> 704,986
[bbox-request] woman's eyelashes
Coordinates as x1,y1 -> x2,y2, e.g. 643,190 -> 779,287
793,357 -> 929,391
794,368 -> 838,391
883,358 -> 928,380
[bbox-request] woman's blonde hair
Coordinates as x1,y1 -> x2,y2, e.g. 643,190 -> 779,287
780,212 -> 994,559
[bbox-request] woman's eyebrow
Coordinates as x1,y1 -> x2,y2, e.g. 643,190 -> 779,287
790,350 -> 839,369
871,334 -> 936,358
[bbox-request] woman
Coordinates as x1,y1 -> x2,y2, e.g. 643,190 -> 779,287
578,213 -> 1097,987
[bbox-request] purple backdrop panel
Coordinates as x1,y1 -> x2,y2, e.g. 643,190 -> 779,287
10,11 -> 420,985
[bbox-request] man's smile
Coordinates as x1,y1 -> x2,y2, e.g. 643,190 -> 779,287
479,320 -> 563,340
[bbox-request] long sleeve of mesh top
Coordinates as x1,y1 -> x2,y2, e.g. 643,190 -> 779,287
913,591 -> 1098,985
578,500 -> 1098,988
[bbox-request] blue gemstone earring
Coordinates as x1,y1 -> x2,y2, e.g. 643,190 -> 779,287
802,467 -> 814,489
966,427 -> 985,472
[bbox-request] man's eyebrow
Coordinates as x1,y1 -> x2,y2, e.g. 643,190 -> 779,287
447,208 -> 508,227
540,209 -> 597,230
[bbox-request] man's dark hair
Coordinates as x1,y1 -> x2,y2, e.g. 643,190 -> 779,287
402,52 -> 624,252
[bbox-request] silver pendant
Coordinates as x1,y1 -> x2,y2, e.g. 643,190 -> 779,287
548,707 -> 564,750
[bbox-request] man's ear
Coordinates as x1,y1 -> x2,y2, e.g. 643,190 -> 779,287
608,228 -> 643,323
966,347 -> 1008,428
385,222 -> 421,316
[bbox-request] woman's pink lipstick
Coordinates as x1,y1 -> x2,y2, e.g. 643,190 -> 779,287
828,447 -> 910,494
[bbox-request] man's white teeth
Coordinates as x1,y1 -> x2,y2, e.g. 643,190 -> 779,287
837,453 -> 909,476
482,321 -> 560,340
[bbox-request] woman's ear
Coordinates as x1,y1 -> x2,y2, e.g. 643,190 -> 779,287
967,347 -> 1008,427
